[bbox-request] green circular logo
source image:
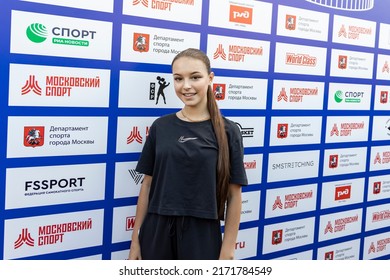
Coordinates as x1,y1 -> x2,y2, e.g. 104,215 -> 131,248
334,90 -> 343,103
26,23 -> 48,43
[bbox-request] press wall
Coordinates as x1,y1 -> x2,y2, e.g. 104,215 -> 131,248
1,0 -> 389,260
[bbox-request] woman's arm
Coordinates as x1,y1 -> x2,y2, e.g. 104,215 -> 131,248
219,183 -> 242,260
128,174 -> 152,260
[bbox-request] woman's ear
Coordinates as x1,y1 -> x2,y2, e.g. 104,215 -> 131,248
209,72 -> 215,84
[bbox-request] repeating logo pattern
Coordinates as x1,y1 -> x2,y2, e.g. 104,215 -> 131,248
2,0 -> 389,261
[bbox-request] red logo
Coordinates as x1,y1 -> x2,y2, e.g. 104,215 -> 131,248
133,33 -> 149,52
374,153 -> 381,164
368,242 -> 376,254
133,0 -> 148,7
373,182 -> 381,194
272,196 -> 283,210
14,228 -> 35,249
285,15 -> 296,30
324,221 -> 333,234
277,124 -> 288,139
382,61 -> 390,73
126,216 -> 136,231
335,185 -> 351,200
286,53 -> 317,66
213,44 -> 227,60
243,160 -> 256,169
338,25 -> 347,38
325,251 -> 334,260
24,126 -> 45,147
338,55 -> 347,69
235,241 -> 246,249
272,230 -> 283,245
127,127 -> 143,144
213,84 -> 226,100
329,155 -> 338,168
278,87 -> 288,102
330,124 -> 339,136
229,5 -> 253,25
21,75 -> 42,95
380,91 -> 388,104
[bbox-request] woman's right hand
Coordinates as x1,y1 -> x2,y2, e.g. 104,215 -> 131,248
127,175 -> 152,260
128,240 -> 142,260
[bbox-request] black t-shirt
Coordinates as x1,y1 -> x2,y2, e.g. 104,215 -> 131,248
136,113 -> 248,220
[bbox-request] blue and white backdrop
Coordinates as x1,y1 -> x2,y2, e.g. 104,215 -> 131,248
0,0 -> 389,260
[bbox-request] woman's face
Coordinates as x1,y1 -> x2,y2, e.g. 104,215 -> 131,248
172,56 -> 214,109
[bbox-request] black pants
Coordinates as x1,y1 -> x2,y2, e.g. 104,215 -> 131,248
139,213 -> 222,260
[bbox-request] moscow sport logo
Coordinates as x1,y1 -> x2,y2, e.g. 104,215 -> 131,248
26,23 -> 48,43
14,228 -> 35,249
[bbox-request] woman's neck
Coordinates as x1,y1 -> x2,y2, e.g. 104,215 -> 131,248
180,106 -> 210,122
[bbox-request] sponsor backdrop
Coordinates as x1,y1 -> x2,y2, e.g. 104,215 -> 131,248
1,0 -> 389,260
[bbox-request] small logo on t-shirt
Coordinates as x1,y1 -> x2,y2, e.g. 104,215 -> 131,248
178,136 -> 198,143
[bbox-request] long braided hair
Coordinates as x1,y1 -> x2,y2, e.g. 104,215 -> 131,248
172,48 -> 230,220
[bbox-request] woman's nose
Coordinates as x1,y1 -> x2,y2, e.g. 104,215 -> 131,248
183,79 -> 191,89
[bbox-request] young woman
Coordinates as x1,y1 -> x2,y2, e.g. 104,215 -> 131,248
128,48 -> 248,260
